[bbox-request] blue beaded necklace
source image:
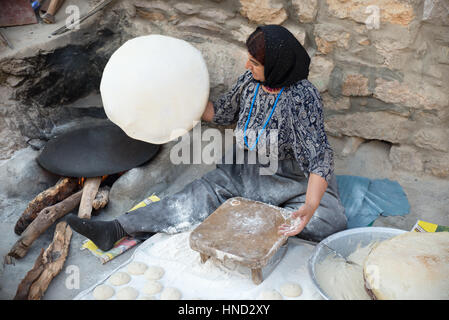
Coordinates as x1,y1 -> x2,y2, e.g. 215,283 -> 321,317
243,83 -> 284,151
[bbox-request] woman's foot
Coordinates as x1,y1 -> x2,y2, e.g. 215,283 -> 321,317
66,215 -> 128,251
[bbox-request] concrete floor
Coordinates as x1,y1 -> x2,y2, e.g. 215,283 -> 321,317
0,134 -> 447,300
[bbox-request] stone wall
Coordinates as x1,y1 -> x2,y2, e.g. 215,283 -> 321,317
0,0 -> 448,178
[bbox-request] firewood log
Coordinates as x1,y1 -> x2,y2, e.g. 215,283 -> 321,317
13,249 -> 45,300
14,222 -> 72,300
78,177 -> 102,219
5,190 -> 82,263
14,177 -> 79,235
92,186 -> 110,211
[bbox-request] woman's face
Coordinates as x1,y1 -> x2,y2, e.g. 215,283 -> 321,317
245,53 -> 265,82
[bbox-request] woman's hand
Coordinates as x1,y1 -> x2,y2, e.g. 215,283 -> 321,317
278,203 -> 316,237
201,101 -> 215,122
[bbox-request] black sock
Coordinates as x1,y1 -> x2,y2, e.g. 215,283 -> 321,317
66,215 -> 128,251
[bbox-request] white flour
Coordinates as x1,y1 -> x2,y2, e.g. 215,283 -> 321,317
75,231 -> 323,300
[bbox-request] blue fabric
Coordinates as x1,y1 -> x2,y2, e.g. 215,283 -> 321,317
336,175 -> 410,228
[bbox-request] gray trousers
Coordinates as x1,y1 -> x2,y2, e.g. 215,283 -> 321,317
117,148 -> 347,243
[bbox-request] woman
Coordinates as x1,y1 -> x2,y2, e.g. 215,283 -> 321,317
67,25 -> 347,251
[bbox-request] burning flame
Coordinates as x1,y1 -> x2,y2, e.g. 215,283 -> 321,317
77,172 -> 126,188
78,175 -> 108,188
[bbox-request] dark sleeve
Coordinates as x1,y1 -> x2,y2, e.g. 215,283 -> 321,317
212,71 -> 252,126
291,83 -> 334,183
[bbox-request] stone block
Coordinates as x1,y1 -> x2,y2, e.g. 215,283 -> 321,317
389,144 -> 424,173
314,23 -> 351,54
239,0 -> 288,25
308,55 -> 334,92
424,152 -> 449,178
292,0 -> 318,23
342,74 -> 370,96
324,111 -> 411,143
178,17 -> 225,33
326,0 -> 415,27
422,0 -> 449,26
374,78 -> 449,111
321,92 -> 351,111
412,127 -> 449,152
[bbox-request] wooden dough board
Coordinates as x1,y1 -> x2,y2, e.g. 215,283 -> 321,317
189,197 -> 290,284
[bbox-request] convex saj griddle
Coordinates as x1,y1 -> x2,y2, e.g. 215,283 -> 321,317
37,122 -> 161,178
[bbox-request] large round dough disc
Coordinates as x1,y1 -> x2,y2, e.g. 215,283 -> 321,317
100,35 -> 209,144
364,231 -> 449,300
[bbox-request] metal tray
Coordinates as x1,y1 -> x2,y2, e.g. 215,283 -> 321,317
308,227 -> 406,300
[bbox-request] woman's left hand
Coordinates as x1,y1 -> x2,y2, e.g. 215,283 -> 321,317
278,204 -> 316,237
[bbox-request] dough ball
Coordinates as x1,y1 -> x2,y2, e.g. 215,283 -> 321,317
108,272 -> 131,286
116,287 -> 139,300
142,280 -> 163,295
280,282 -> 303,297
258,290 -> 283,300
144,266 -> 165,280
160,287 -> 182,300
127,261 -> 148,275
92,284 -> 114,300
100,34 -> 209,144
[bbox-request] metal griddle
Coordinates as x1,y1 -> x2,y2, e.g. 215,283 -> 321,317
37,122 -> 160,178
189,197 -> 289,285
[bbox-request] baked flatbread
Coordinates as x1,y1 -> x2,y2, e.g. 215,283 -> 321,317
364,231 -> 449,300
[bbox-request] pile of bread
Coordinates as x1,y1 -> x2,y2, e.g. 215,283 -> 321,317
363,231 -> 449,300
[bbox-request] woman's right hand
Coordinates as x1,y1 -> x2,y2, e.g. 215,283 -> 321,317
201,101 -> 215,122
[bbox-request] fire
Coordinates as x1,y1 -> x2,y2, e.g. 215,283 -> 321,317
78,175 -> 108,188
77,172 -> 126,188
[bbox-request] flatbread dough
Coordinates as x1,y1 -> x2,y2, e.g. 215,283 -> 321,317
116,287 -> 139,300
92,284 -> 114,300
100,34 -> 210,144
108,272 -> 131,286
127,261 -> 148,275
280,282 -> 303,297
364,231 -> 449,300
258,290 -> 283,300
144,266 -> 165,280
315,242 -> 375,300
160,287 -> 182,300
142,280 -> 163,295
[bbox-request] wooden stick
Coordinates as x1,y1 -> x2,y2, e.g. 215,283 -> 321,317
14,177 -> 79,236
14,222 -> 72,300
92,186 -> 110,211
28,222 -> 72,300
5,190 -> 82,263
13,249 -> 45,300
78,177 -> 102,219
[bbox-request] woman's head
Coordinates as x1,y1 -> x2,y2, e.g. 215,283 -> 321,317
245,25 -> 311,88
